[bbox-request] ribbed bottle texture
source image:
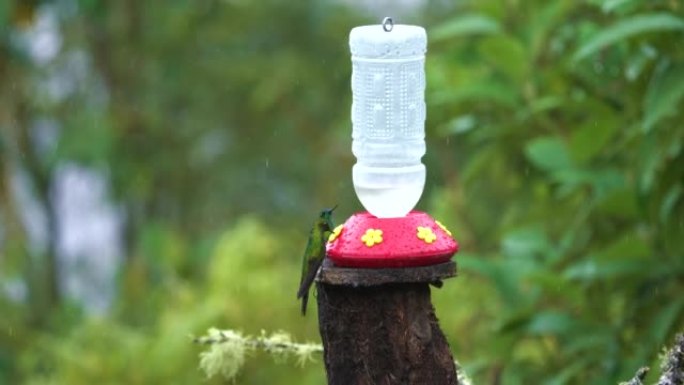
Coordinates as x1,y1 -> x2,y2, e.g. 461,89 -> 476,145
349,24 -> 427,218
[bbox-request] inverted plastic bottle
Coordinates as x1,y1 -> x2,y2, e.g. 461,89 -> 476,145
349,23 -> 427,218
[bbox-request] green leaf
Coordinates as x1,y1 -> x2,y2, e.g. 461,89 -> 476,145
638,134 -> 665,193
457,253 -> 495,276
501,226 -> 551,259
497,310 -> 533,334
437,115 -> 477,136
552,167 -> 625,199
431,80 -> 519,107
648,297 -> 684,348
643,63 -> 684,132
589,168 -> 626,198
565,330 -> 614,355
625,44 -> 657,81
596,188 -> 638,219
601,0 -> 640,14
431,14 -> 501,41
527,2 -> 574,59
526,311 -> 575,335
460,145 -> 498,183
570,118 -> 618,164
479,35 -> 528,84
595,233 -> 650,261
458,254 -> 525,306
523,96 -> 564,118
660,184 -> 683,223
524,137 -> 573,172
573,13 -> 684,62
563,259 -> 657,281
564,233 -> 651,281
547,358 -> 592,385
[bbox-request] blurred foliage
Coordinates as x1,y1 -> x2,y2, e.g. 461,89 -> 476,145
0,0 -> 683,384
426,0 -> 684,384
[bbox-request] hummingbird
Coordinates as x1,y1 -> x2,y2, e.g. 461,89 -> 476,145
296,206 -> 336,315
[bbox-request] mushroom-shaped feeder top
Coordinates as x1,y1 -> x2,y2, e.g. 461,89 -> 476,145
326,211 -> 458,268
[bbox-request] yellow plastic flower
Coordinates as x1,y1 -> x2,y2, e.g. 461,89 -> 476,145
417,226 -> 437,244
435,220 -> 452,236
361,228 -> 383,247
328,225 -> 344,243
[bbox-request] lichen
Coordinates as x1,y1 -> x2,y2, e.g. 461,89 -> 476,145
194,328 -> 324,380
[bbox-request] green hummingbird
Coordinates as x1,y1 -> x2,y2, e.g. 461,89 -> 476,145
296,206 -> 336,315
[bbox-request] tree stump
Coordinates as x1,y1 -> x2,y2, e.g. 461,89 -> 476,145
316,260 -> 458,385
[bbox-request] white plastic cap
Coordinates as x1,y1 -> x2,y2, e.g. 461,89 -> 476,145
350,24 -> 426,59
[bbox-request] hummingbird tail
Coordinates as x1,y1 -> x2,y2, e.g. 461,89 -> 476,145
296,283 -> 308,299
300,293 -> 308,316
296,263 -> 318,300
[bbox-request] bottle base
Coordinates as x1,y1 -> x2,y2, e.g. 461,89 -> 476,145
354,182 -> 424,218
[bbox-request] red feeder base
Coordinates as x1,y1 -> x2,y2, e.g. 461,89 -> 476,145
326,211 -> 459,268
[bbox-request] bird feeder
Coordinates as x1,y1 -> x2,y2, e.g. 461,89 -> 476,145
326,17 -> 459,269
327,211 -> 457,268
315,18 -> 459,384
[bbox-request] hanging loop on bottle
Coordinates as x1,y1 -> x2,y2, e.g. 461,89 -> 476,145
382,17 -> 393,32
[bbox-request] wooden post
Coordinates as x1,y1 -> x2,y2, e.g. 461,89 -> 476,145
316,260 -> 458,385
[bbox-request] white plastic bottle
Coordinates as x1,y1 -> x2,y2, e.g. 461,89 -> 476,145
349,23 -> 427,218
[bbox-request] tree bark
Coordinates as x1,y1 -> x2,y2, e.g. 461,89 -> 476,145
316,261 -> 458,385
